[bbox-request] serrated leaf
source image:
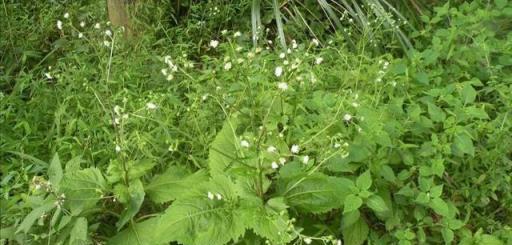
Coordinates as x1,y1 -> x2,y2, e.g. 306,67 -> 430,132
344,194 -> 363,214
145,167 -> 208,203
60,168 -> 109,215
48,153 -> 63,189
69,217 -> 88,245
427,103 -> 446,122
342,217 -> 369,245
452,132 -> 475,156
461,84 -> 477,104
342,210 -> 360,229
108,218 -> 163,245
479,234 -> 504,245
116,179 -> 145,230
366,195 -> 389,213
430,197 -> 449,216
209,119 -> 239,176
16,200 -> 55,233
356,171 -> 372,190
277,173 -> 353,213
243,205 -> 296,244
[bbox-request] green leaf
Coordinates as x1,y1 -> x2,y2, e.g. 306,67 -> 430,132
277,173 -> 353,213
109,218 -> 164,245
145,167 -> 208,203
452,132 -> 475,156
441,228 -> 454,244
116,179 -> 145,230
495,0 -> 508,9
60,168 -> 109,215
366,195 -> 389,213
430,197 -> 449,216
127,159 -> 156,180
209,119 -> 239,176
479,234 -> 504,245
344,194 -> 363,214
427,103 -> 446,122
431,159 -> 445,178
48,153 -> 63,189
154,176 -> 247,245
356,171 -> 372,190
243,205 -> 296,244
342,217 -> 369,245
16,200 -> 55,233
342,210 -> 360,229
461,84 -> 477,104
69,217 -> 88,245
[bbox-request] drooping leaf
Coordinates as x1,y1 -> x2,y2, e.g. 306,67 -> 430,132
116,179 -> 145,230
277,173 -> 353,213
145,167 -> 208,203
60,168 -> 109,215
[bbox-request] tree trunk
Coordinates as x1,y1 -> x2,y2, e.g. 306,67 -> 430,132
107,0 -> 133,36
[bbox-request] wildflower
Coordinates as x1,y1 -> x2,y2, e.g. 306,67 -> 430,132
279,157 -> 286,165
216,193 -> 222,200
114,105 -> 122,115
274,66 -> 283,77
391,81 -> 397,87
315,57 -> 324,65
161,68 -> 168,76
207,191 -> 214,200
343,113 -> 352,122
103,40 -> 110,47
234,31 -> 242,37
277,82 -> 288,91
105,30 -> 112,37
279,53 -> 286,59
44,73 -> 53,79
287,48 -> 292,54
114,117 -> 120,125
267,146 -> 277,153
247,52 -> 255,58
57,20 -> 63,30
209,39 -> 219,48
302,155 -> 310,164
336,239 -> 342,245
115,145 -> 121,152
304,238 -> 312,244
94,23 -> 101,29
240,140 -> 250,148
224,62 -> 232,71
290,144 -> 300,154
236,46 -> 243,52
311,38 -> 319,46
63,13 -> 69,19
78,33 -> 84,39
292,39 -> 298,49
271,162 -> 279,169
146,102 -> 157,110
351,102 -> 359,108
236,58 -> 244,64
202,94 -> 208,101
79,21 -> 85,27
334,143 -> 341,148
166,74 -> 174,81
221,29 -> 227,35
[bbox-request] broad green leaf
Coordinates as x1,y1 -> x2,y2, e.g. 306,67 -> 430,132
277,173 -> 353,213
479,234 -> 504,245
461,84 -> 477,104
442,228 -> 454,244
427,103 -> 446,122
209,119 -> 239,176
145,167 -> 208,203
128,159 -> 156,180
366,195 -> 389,213
431,159 -> 445,177
344,194 -> 363,214
356,171 -> 372,190
452,132 -> 475,156
495,0 -> 508,9
243,205 -> 296,244
16,200 -> 55,233
155,176 -> 247,245
342,210 -> 360,229
342,217 -> 369,245
48,153 -> 63,189
430,185 -> 444,198
60,168 -> 109,215
69,217 -> 88,245
430,197 -> 449,216
116,179 -> 145,230
108,218 -> 164,245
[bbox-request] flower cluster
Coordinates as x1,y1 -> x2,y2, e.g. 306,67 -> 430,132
161,55 -> 178,81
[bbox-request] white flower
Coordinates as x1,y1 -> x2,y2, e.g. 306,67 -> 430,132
351,102 -> 359,108
236,46 -> 243,52
215,193 -> 222,200
234,31 -> 242,37
146,102 -> 157,110
44,73 -> 53,79
56,20 -> 63,30
115,145 -> 121,152
334,143 -> 341,148
103,40 -> 110,47
161,68 -> 168,76
221,29 -> 227,35
209,39 -> 219,48
279,157 -> 286,165
274,66 -> 283,77
114,117 -> 120,125
240,140 -> 250,148
94,23 -> 100,29
304,238 -> 312,244
224,62 -> 232,70
391,81 -> 397,87
292,39 -> 298,49
202,94 -> 208,101
279,53 -> 286,59
283,60 -> 289,65
236,58 -> 244,64
336,239 -> 342,245
105,30 -> 112,37
114,105 -> 122,115
80,21 -> 85,27
277,82 -> 288,91
343,113 -> 352,122
311,38 -> 319,46
302,155 -> 310,164
78,32 -> 84,38
247,52 -> 255,58
315,57 -> 324,65
267,146 -> 277,153
290,144 -> 300,154
63,13 -> 69,19
207,192 -> 214,200
271,162 -> 279,169
166,74 -> 174,81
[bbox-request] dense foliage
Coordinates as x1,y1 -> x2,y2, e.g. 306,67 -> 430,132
1,0 -> 511,244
